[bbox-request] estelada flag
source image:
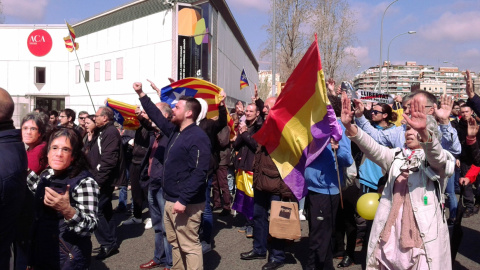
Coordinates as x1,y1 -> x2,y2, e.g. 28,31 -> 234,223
252,34 -> 342,200
160,77 -> 235,138
105,98 -> 140,130
63,36 -> 79,52
240,69 -> 249,90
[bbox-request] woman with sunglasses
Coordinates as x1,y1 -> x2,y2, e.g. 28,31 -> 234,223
357,103 -> 398,194
341,93 -> 453,269
27,128 -> 99,270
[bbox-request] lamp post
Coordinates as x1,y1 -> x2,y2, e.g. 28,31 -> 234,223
386,31 -> 416,95
378,0 -> 399,93
272,0 -> 276,97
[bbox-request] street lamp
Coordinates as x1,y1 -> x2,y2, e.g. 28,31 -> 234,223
379,0 -> 399,93
386,31 -> 416,95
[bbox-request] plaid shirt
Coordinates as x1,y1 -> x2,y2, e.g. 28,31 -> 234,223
27,168 -> 99,237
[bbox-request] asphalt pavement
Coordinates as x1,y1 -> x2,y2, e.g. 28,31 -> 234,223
88,191 -> 480,270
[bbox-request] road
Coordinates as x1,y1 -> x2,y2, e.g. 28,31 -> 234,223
89,191 -> 480,269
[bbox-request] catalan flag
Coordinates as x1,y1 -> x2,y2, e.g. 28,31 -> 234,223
105,98 -> 140,130
160,77 -> 235,138
240,69 -> 249,90
252,34 -> 342,200
63,36 -> 79,52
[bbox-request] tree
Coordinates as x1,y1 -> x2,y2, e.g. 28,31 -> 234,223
260,0 -> 357,83
260,0 -> 313,82
313,0 -> 358,80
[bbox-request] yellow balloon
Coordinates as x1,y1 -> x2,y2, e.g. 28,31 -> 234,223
357,193 -> 381,220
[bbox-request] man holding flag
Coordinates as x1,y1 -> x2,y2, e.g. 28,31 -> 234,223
252,34 -> 349,270
133,82 -> 211,270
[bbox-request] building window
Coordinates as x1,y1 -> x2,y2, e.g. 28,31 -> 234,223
75,65 -> 80,84
105,60 -> 111,81
34,67 -> 46,84
94,62 -> 100,82
85,64 -> 90,82
116,58 -> 123,80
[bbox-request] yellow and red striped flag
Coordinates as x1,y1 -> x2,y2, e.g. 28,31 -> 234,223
66,22 -> 76,41
63,36 -> 79,52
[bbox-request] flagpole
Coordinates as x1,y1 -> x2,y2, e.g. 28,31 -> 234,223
65,19 -> 96,113
243,67 -> 254,99
333,149 -> 344,209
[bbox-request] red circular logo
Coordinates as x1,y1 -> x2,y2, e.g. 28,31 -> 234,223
27,29 -> 52,57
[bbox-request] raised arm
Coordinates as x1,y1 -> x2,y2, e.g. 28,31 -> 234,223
341,92 -> 395,172
134,82 -> 176,137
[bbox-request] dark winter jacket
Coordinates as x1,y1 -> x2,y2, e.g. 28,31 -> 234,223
198,105 -> 227,174
253,145 -> 294,199
233,116 -> 263,172
140,95 -> 211,205
87,121 -> 127,187
31,169 -> 95,270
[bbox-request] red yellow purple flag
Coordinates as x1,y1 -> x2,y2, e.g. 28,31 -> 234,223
252,34 -> 342,200
105,98 -> 140,130
160,77 -> 235,138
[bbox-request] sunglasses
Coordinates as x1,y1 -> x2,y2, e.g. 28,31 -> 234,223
79,117 -> 86,120
372,110 -> 384,115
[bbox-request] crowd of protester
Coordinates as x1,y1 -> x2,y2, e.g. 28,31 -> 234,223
1,69 -> 480,270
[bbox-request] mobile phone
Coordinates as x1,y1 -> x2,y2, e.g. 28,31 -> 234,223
50,180 -> 67,194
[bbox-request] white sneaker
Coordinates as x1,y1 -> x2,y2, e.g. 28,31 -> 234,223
299,210 -> 306,221
121,217 -> 142,226
144,218 -> 152,229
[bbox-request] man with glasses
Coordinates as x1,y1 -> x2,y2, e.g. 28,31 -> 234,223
59,108 -> 85,136
88,106 -> 127,260
78,111 -> 89,130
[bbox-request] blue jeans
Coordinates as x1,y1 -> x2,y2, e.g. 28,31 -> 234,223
253,190 -> 285,262
148,186 -> 172,267
201,175 -> 213,244
118,186 -> 128,210
445,173 -> 458,219
299,197 -> 305,211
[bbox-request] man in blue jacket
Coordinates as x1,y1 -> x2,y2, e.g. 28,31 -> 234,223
133,82 -> 211,270
0,88 -> 28,269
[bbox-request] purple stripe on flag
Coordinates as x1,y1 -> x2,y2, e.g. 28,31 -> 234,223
283,105 -> 342,200
232,190 -> 254,220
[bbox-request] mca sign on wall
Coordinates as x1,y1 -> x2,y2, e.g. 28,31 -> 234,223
27,29 -> 52,57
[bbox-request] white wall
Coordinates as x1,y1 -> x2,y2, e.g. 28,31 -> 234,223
70,10 -> 174,114
0,26 -> 70,96
216,14 -> 258,103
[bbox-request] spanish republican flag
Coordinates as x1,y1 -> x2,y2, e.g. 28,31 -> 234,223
63,36 -> 78,52
160,77 -> 235,139
105,98 -> 140,130
252,34 -> 342,200
240,69 -> 249,90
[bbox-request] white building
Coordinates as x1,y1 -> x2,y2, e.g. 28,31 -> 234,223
0,0 -> 259,126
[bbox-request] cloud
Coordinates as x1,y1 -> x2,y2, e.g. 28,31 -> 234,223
345,46 -> 370,67
351,1 -> 400,32
420,11 -> 480,42
226,0 -> 270,13
3,0 -> 49,22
